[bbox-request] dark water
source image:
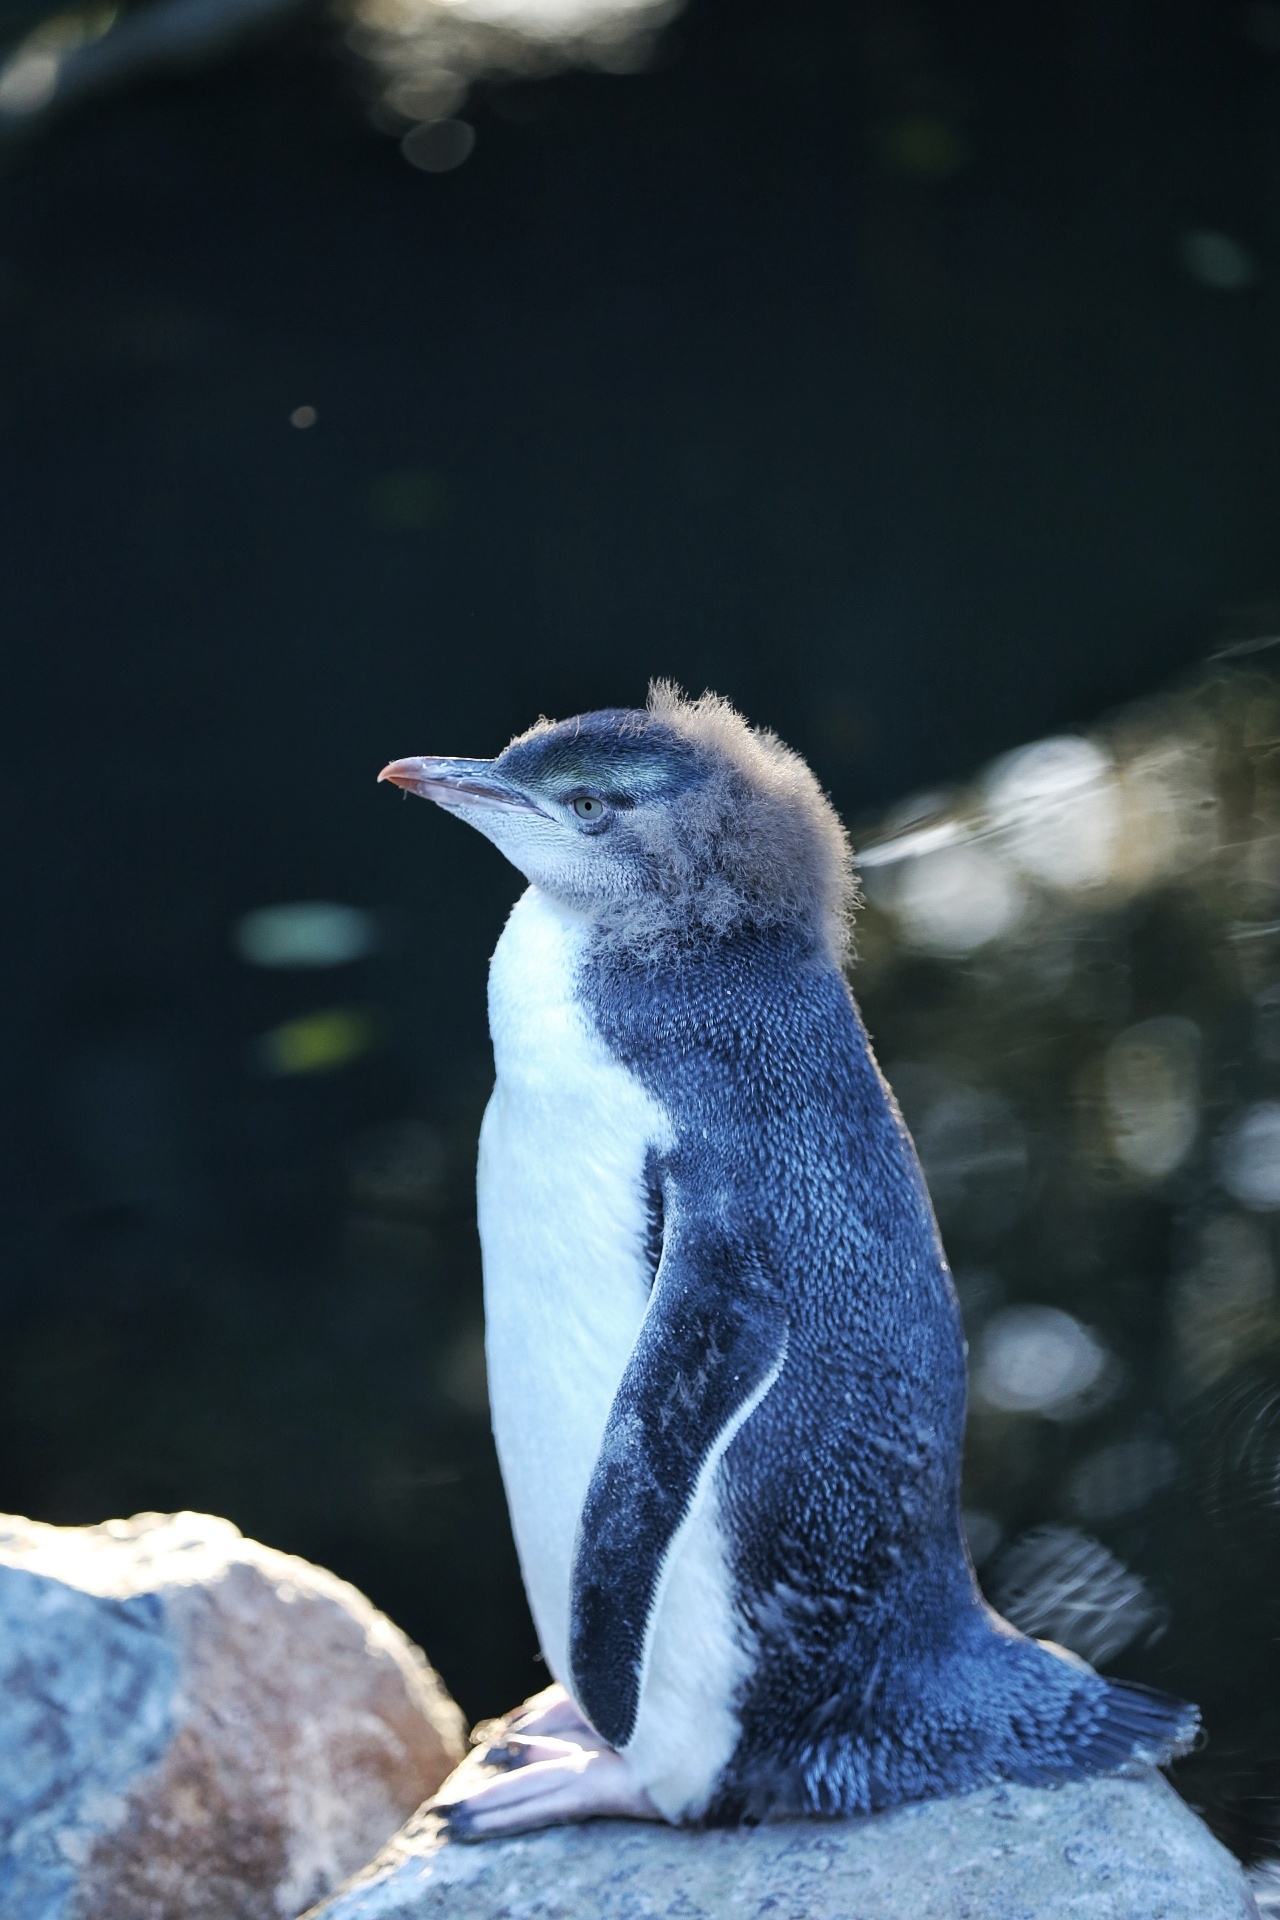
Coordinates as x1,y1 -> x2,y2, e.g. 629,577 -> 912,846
1,0 -> 1280,1867
855,662 -> 1280,1867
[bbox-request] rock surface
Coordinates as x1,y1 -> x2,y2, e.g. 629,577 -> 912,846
308,1748 -> 1257,1920
0,1510 -> 467,1920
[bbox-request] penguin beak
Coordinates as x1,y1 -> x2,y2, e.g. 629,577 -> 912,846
377,756 -> 539,815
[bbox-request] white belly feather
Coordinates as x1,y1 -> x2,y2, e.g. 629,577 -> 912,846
478,885 -> 756,1819
478,887 -> 672,1690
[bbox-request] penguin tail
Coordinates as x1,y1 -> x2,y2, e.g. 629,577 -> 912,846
1064,1673 -> 1200,1776
716,1632 -> 1201,1823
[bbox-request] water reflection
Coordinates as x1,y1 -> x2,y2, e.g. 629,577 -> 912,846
1064,1438 -> 1178,1523
988,1526 -> 1165,1667
1172,1214 -> 1277,1390
852,658 -> 1280,1862
346,0 -> 680,151
891,1069 -> 1027,1238
0,0 -> 682,158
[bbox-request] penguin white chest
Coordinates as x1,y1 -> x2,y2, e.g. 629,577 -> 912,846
477,886 -> 672,1691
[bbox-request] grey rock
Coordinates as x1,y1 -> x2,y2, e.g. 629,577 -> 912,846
308,1749 -> 1256,1920
0,1510 -> 467,1920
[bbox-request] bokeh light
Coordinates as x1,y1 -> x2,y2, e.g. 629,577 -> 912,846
235,903 -> 379,968
1179,229 -> 1261,292
972,1306 -> 1112,1419
400,117 -> 476,170
1064,1438 -> 1178,1522
1220,1104 -> 1280,1210
984,737 -> 1118,893
1104,1017 -> 1200,1181
254,1007 -> 381,1075
878,837 -> 1025,956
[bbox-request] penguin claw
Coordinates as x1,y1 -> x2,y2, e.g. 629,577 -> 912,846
432,1747 -> 659,1840
437,1801 -> 478,1841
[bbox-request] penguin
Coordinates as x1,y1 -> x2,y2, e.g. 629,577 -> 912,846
378,683 -> 1197,1838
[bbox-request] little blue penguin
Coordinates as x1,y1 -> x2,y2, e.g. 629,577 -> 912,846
379,684 -> 1197,1838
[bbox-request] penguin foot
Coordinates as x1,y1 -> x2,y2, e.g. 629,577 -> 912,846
499,1682 -> 599,1742
434,1744 -> 659,1840
471,1683 -> 603,1768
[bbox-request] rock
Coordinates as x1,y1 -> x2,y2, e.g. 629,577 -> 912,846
306,1748 -> 1257,1920
0,1510 -> 467,1920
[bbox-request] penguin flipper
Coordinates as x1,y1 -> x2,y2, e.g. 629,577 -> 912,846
569,1232 -> 786,1752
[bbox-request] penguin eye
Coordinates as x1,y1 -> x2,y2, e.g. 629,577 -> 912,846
571,795 -> 607,822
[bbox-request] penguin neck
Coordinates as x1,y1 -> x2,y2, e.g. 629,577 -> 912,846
512,859 -> 842,973
515,882 -> 826,980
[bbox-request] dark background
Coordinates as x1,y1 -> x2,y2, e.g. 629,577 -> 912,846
0,0 -> 1277,1739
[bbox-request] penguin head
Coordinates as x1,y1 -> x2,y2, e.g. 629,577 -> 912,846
380,683 -> 854,959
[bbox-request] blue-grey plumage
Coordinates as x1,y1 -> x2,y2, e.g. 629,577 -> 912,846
380,685 -> 1197,1837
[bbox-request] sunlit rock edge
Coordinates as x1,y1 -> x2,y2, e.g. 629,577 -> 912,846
0,1511 -> 467,1920
307,1762 -> 1255,1920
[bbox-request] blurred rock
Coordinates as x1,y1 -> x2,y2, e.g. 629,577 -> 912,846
0,1509 -> 467,1920
306,1764 -> 1253,1919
